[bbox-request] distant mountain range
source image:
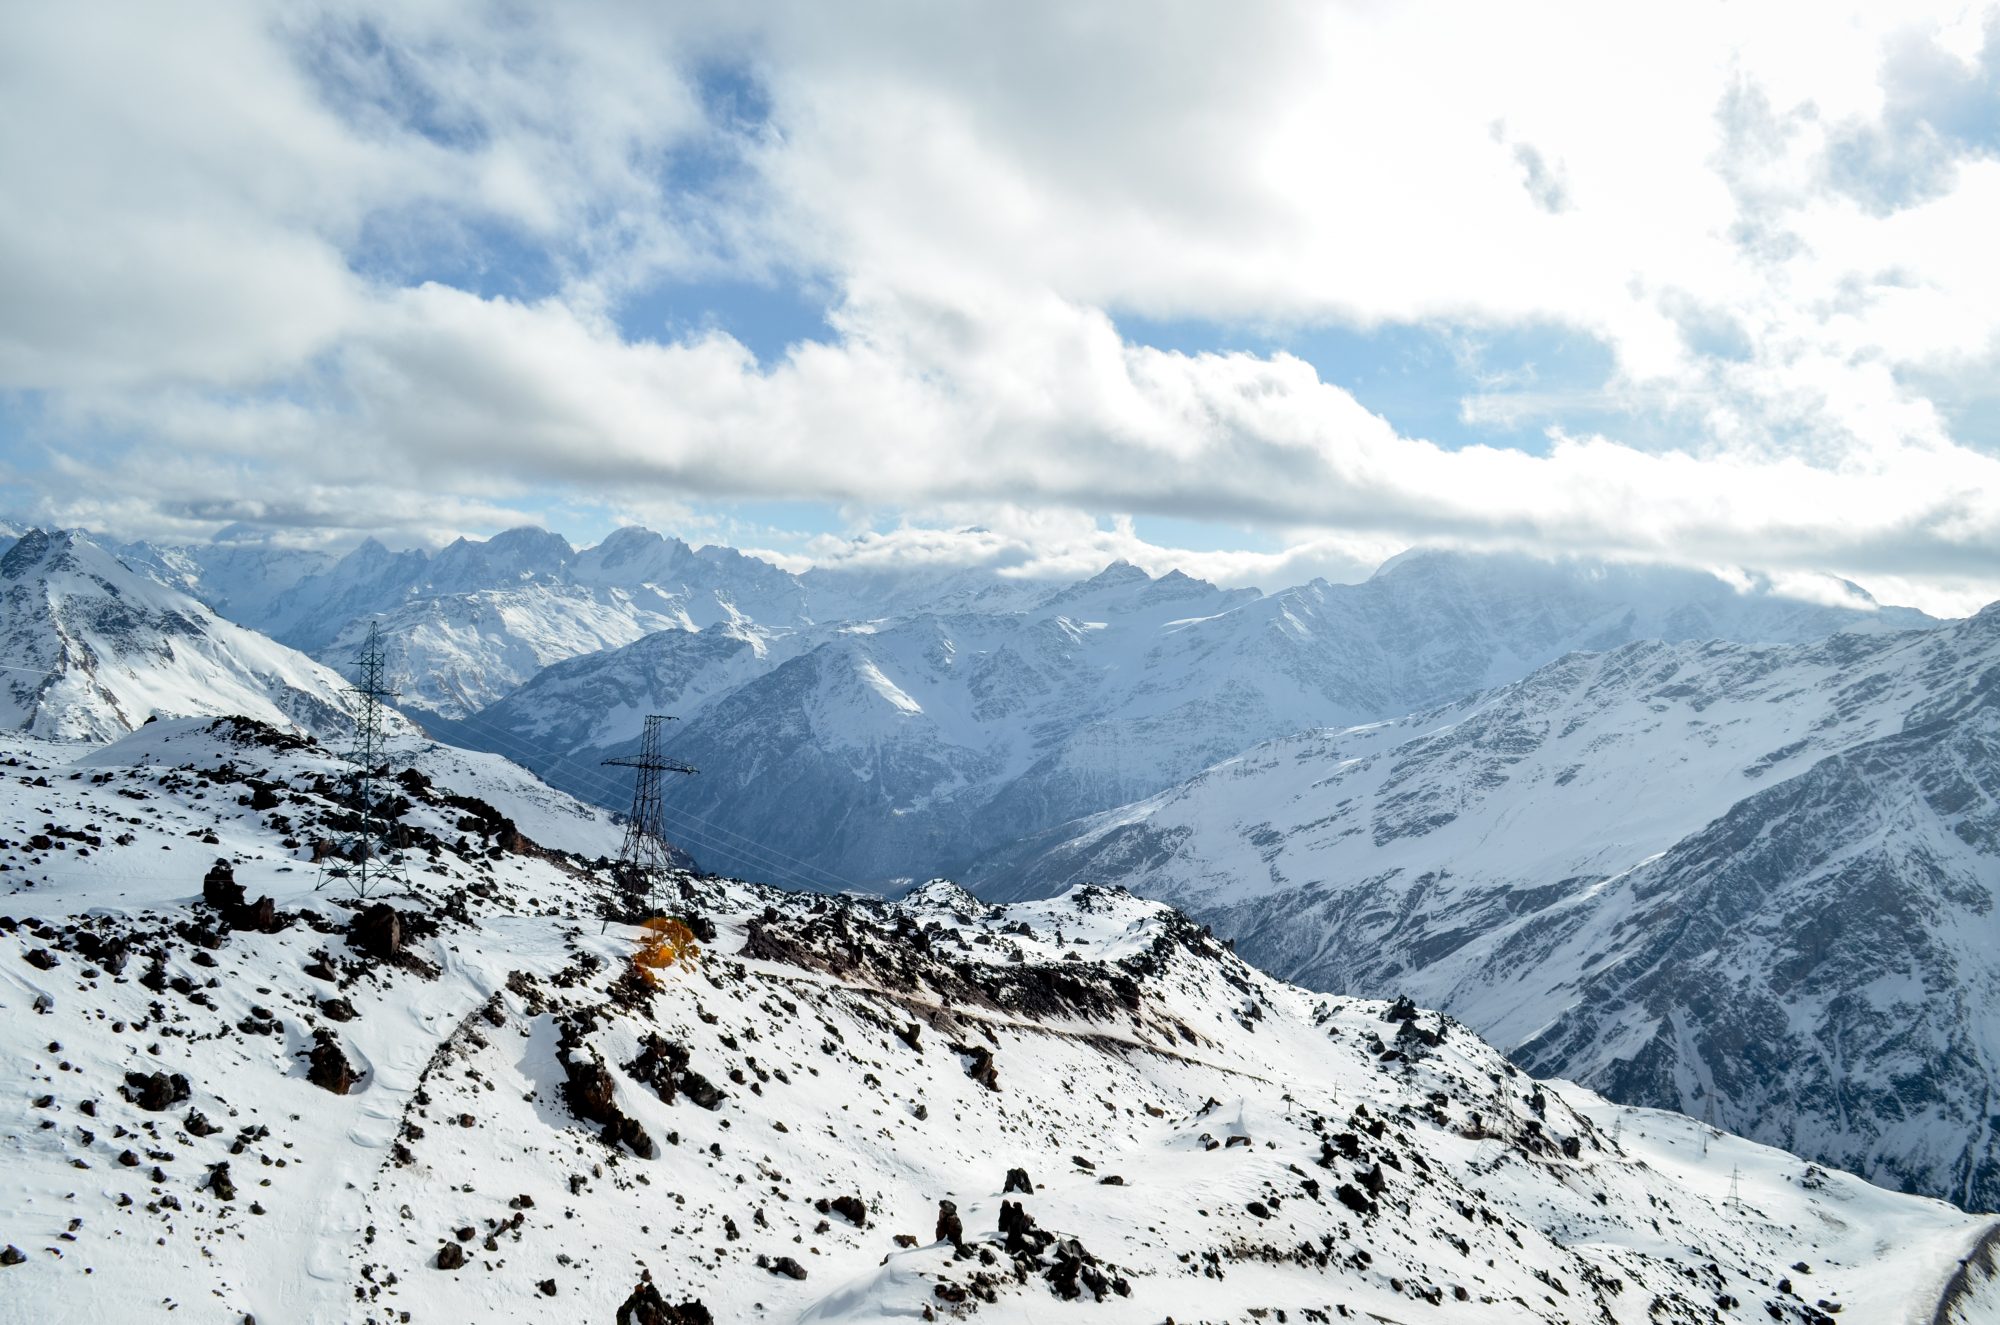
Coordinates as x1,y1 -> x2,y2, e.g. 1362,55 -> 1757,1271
15,516 -> 2000,1221
453,545 -> 1935,888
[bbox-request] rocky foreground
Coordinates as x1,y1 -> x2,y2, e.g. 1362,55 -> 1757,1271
1,716 -> 1995,1323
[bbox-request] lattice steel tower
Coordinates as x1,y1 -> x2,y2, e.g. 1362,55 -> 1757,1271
317,621 -> 406,900
602,713 -> 697,921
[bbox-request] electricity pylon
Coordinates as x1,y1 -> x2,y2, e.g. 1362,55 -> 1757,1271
601,714 -> 696,923
317,622 -> 407,900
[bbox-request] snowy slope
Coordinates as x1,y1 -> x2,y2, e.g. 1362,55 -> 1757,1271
0,530 -> 361,742
991,606 -> 2000,1211
0,717 -> 1993,1323
466,550 -> 1936,889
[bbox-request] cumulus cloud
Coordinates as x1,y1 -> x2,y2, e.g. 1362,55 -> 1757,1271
2,0 -> 1998,615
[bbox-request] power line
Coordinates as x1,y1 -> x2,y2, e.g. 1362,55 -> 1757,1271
0,637 -> 875,898
431,701 -> 872,896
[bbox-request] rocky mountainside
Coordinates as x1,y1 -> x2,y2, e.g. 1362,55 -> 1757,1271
989,604 -> 2000,1213
459,549 -> 1936,889
1,716 -> 1995,1322
0,530 -> 361,742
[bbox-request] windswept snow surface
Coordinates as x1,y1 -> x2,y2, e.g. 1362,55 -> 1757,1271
0,718 -> 1992,1322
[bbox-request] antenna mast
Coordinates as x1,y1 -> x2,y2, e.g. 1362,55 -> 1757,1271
602,714 -> 697,922
317,621 -> 407,900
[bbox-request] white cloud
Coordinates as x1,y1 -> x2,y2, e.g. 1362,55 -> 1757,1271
3,1 -> 1999,616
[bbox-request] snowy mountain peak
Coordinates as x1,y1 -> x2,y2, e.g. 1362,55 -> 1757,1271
0,529 -> 361,742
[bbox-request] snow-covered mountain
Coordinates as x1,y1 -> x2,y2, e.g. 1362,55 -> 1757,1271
115,537 -> 334,628
462,549 -> 1936,889
2,715 -> 1995,1322
988,604 -> 2000,1212
0,529 -> 361,741
240,526 -> 814,718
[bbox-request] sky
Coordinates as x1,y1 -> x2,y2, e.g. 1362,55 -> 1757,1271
2,2 -> 1999,614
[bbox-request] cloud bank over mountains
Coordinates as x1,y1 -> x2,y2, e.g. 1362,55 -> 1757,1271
3,1 -> 1998,613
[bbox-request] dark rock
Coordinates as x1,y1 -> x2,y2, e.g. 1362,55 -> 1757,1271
826,1194 -> 866,1227
207,1162 -> 236,1201
0,1246 -> 23,1266
1003,1167 -> 1034,1194
307,1030 -> 360,1095
1335,1182 -> 1377,1216
949,1041 -> 1000,1091
935,1199 -> 964,1249
760,1254 -> 808,1280
122,1070 -> 191,1112
347,903 -> 403,962
318,998 -> 358,1023
23,947 -> 57,970
614,1277 -> 713,1325
435,1242 -> 465,1271
202,859 -> 245,911
679,1069 -> 725,1111
537,1278 -> 556,1296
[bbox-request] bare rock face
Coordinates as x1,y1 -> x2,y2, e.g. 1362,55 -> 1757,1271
434,1242 -> 465,1271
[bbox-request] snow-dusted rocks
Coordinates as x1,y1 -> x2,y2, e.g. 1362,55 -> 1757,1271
0,718 -> 1994,1322
0,530 -> 360,741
